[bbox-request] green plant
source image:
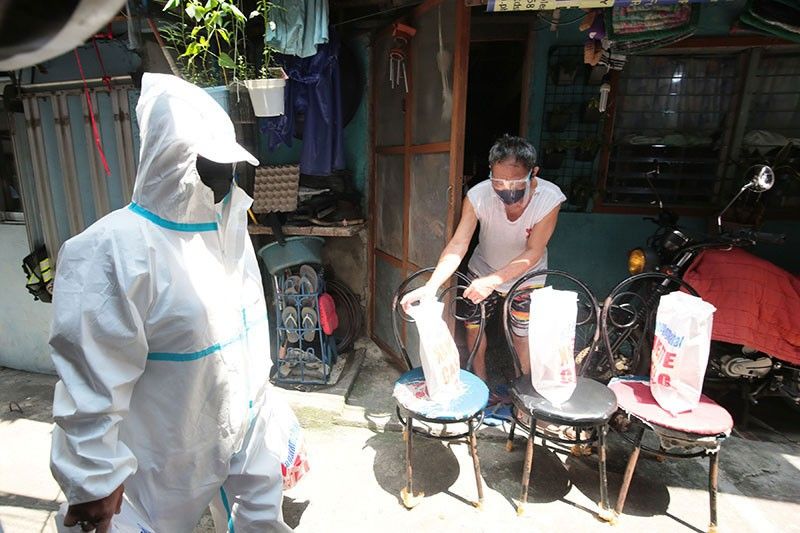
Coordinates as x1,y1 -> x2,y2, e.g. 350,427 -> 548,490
550,58 -> 580,85
578,136 -> 600,152
575,136 -> 601,161
248,0 -> 282,78
582,97 -> 603,123
569,176 -> 595,209
160,0 -> 247,86
235,52 -> 256,80
543,139 -> 572,153
547,106 -> 571,132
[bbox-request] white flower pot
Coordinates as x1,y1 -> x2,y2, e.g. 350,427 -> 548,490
244,77 -> 286,117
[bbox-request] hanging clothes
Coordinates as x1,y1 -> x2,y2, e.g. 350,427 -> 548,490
262,32 -> 345,176
267,0 -> 329,59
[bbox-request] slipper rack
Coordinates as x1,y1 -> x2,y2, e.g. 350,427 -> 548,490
258,237 -> 337,385
271,266 -> 337,385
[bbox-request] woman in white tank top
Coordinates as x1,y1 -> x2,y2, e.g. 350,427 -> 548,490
400,135 -> 565,381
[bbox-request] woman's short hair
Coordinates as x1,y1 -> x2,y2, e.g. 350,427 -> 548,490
488,134 -> 537,169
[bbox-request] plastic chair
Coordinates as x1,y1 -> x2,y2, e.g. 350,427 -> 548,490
502,270 -> 617,518
601,272 -> 733,532
391,268 -> 488,509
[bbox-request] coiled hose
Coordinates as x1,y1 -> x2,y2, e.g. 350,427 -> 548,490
325,278 -> 363,354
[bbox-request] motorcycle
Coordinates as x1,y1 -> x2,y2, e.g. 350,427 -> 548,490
587,163 -> 800,413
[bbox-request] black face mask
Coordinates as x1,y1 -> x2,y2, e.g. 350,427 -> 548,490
495,188 -> 526,205
196,156 -> 233,203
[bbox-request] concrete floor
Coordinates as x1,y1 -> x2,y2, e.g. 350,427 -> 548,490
1,339 -> 799,533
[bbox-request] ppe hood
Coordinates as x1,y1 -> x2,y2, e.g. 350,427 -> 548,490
131,73 -> 259,225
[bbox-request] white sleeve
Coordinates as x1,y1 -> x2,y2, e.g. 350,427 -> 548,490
49,233 -> 150,505
466,182 -> 484,219
533,185 -> 566,225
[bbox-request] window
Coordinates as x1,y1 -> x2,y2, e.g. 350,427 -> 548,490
0,100 -> 23,218
599,46 -> 800,215
741,51 -> 800,214
603,53 -> 739,209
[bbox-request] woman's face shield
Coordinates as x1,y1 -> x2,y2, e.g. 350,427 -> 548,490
490,170 -> 532,205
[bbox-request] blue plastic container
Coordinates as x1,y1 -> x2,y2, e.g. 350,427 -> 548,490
257,237 -> 325,275
204,86 -> 230,114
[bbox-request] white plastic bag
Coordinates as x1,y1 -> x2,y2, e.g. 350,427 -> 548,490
528,287 -> 578,406
407,298 -> 462,401
263,391 -> 310,490
56,497 -> 155,533
650,291 -> 716,415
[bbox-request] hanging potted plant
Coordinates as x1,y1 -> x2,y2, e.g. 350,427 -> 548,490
541,139 -> 570,170
575,136 -> 601,162
582,97 -> 603,123
569,176 -> 594,211
243,0 -> 287,117
159,0 -> 248,111
547,105 -> 571,133
549,58 -> 580,86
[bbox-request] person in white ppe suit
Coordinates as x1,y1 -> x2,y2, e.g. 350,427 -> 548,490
49,72 -> 293,533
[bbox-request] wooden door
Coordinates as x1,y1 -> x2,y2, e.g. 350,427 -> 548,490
369,0 -> 471,364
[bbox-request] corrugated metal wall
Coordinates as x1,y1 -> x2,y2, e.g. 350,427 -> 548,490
9,83 -> 140,261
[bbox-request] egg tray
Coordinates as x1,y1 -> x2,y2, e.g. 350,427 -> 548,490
252,164 -> 300,214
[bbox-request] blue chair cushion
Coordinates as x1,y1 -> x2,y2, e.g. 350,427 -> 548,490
393,368 -> 489,421
511,375 -> 617,426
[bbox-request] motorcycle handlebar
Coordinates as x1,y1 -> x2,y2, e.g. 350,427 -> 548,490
682,230 -> 786,254
743,230 -> 786,245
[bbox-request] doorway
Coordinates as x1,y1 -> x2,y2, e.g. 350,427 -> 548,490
460,35 -> 529,383
463,39 -> 527,189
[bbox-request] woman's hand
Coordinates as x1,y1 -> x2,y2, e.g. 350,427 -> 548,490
463,276 -> 499,304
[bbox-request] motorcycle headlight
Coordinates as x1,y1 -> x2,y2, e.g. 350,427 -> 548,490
628,248 -> 647,274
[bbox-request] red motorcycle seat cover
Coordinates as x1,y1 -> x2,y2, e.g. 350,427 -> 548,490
684,248 -> 800,365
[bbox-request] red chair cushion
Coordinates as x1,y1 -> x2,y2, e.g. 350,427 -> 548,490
609,379 -> 734,436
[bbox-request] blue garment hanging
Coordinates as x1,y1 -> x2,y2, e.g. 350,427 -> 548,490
261,32 -> 345,176
266,0 -> 329,59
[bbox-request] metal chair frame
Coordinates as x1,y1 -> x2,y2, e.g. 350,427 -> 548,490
501,269 -> 614,518
602,272 -> 726,531
391,268 -> 487,508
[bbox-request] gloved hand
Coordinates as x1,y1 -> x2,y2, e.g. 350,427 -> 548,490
400,284 -> 437,312
63,485 -> 124,532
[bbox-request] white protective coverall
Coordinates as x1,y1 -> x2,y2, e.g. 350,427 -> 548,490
50,73 -> 292,532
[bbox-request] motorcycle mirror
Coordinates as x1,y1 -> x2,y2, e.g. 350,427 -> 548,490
747,165 -> 775,192
717,165 -> 776,233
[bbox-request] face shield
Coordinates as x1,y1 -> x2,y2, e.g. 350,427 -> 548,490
490,170 -> 532,205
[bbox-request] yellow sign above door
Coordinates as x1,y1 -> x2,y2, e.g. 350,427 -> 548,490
486,0 -> 724,10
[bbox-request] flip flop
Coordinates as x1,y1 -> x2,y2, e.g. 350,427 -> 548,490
301,307 -> 317,342
482,404 -> 514,427
299,264 -> 318,295
283,275 -> 301,306
302,348 -> 322,370
279,348 -> 303,378
282,307 -> 300,343
278,360 -> 294,378
488,384 -> 512,406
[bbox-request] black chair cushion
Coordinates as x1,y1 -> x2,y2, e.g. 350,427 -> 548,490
511,375 -> 618,425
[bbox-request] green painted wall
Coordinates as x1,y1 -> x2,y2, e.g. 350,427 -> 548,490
547,213 -> 706,296
344,34 -> 371,198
